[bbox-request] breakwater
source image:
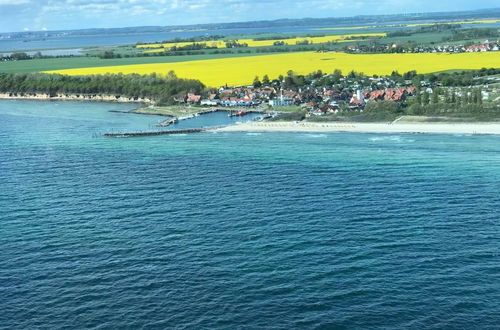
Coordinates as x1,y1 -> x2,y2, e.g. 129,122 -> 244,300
104,127 -> 222,137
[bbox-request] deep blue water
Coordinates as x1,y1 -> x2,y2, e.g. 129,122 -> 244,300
1,100 -> 499,329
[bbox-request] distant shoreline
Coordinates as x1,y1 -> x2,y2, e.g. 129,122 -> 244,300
217,121 -> 500,135
0,93 -> 152,105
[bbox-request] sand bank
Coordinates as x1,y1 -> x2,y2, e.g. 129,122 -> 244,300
217,121 -> 500,135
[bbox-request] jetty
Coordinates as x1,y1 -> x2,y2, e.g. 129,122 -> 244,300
156,117 -> 178,127
103,127 -> 222,137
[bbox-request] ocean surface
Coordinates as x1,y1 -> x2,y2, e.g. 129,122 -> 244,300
0,25 -> 377,52
1,100 -> 499,329
2,21 -> 500,53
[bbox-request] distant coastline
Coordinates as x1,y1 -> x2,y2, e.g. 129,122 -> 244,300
0,92 -> 152,104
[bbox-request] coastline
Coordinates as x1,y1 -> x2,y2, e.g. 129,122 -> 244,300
217,121 -> 500,135
0,93 -> 152,104
2,94 -> 499,135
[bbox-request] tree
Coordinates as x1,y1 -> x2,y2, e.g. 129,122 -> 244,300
477,89 -> 483,105
253,76 -> 262,88
11,52 -> 30,60
422,91 -> 430,105
166,70 -> 177,79
262,75 -> 270,86
364,100 -> 401,114
415,88 -> 422,105
431,88 -> 439,104
283,76 -> 295,89
332,69 -> 342,84
443,89 -> 450,103
462,89 -> 469,105
403,70 -> 417,80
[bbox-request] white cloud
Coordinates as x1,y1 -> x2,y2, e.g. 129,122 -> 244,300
1,0 -> 498,33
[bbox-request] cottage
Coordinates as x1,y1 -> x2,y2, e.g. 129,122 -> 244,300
186,93 -> 201,104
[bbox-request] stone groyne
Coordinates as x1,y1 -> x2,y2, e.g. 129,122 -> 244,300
104,127 -> 224,137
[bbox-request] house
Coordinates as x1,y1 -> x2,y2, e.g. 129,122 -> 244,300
465,44 -> 489,52
269,97 -> 294,107
186,93 -> 201,104
200,99 -> 219,106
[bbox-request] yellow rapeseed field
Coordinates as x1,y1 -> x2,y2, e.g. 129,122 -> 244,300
137,33 -> 386,51
45,51 -> 500,87
316,19 -> 500,31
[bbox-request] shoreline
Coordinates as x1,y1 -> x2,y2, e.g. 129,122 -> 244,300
217,121 -> 500,135
0,93 -> 152,105
2,95 -> 499,135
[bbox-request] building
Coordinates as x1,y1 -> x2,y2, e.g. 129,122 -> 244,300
269,97 -> 294,107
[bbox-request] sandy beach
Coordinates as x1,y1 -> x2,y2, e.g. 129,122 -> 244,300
217,121 -> 500,135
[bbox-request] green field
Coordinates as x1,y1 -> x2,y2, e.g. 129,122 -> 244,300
0,52 -> 272,73
2,21 -> 499,75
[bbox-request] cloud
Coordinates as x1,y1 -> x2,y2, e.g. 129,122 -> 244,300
0,0 -> 498,33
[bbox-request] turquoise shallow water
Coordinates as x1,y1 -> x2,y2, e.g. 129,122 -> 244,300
1,100 -> 500,329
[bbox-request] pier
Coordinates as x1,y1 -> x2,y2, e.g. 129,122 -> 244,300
103,127 -> 222,137
156,117 -> 178,127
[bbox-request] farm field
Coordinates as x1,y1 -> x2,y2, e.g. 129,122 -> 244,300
137,33 -> 386,51
45,51 -> 500,87
0,52 -> 271,73
316,19 -> 500,31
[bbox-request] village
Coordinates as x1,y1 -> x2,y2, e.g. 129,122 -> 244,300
175,64 -> 500,120
344,40 -> 500,54
179,74 -> 421,117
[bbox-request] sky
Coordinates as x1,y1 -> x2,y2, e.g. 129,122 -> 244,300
0,0 -> 499,33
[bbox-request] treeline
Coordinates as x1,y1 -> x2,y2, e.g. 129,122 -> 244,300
252,67 -> 500,90
129,44 -> 336,58
225,41 -> 249,48
443,28 -> 500,41
97,51 -> 122,59
387,23 -> 461,37
135,35 -> 226,46
170,43 -> 218,51
1,52 -> 80,61
411,68 -> 500,86
0,72 -> 204,105
407,87 -> 498,116
252,33 -> 324,41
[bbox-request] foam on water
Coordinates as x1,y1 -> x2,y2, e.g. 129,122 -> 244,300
369,135 -> 416,143
304,133 -> 328,138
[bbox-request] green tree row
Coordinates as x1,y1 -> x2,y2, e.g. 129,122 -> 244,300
0,72 -> 204,105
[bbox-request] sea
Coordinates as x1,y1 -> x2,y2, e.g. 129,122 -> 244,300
2,21 -> 500,53
0,25 -> 384,52
1,100 -> 499,329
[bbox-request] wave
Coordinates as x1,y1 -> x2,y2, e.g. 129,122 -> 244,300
304,134 -> 327,138
369,135 -> 415,143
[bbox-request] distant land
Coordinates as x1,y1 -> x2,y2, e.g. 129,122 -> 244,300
2,7 -> 500,37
